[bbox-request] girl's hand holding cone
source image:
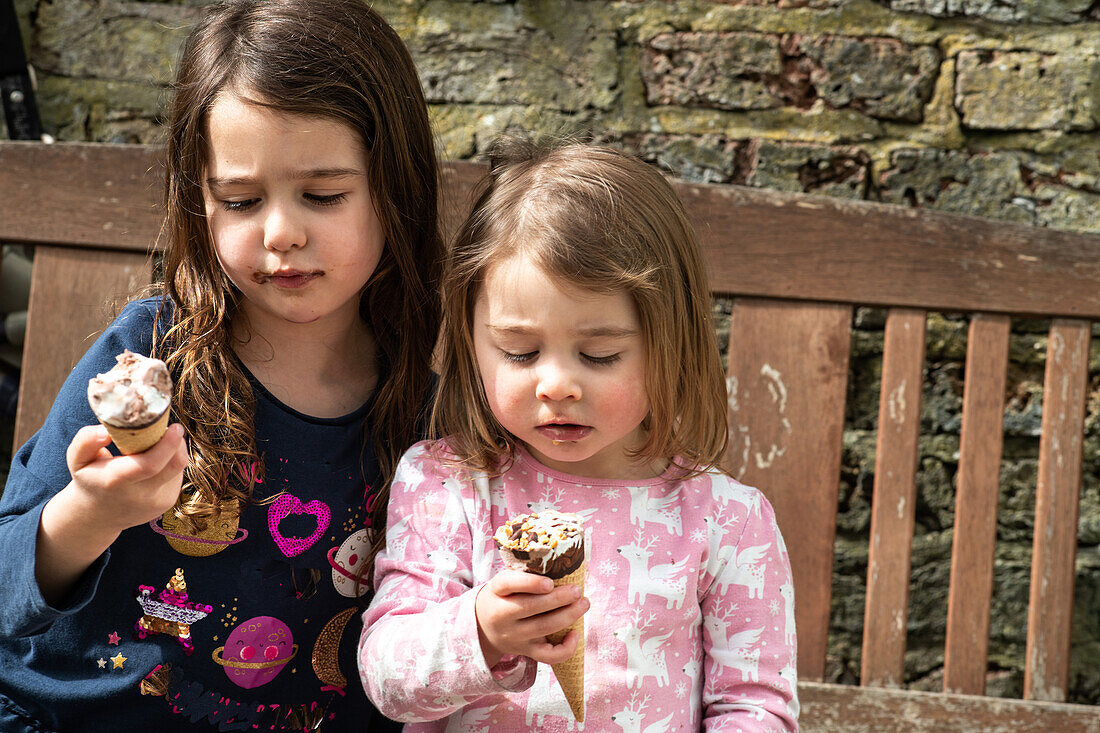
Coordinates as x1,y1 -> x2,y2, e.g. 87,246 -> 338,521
473,568 -> 588,668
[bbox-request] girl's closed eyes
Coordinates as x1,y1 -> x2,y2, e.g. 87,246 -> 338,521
217,191 -> 351,212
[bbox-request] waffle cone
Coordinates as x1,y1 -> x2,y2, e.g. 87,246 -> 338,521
546,559 -> 585,722
102,410 -> 170,455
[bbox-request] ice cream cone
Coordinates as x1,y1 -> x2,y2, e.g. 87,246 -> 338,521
103,409 -> 170,454
547,558 -> 585,722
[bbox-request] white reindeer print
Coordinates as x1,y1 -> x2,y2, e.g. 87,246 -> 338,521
628,486 -> 682,536
779,658 -> 797,693
681,658 -> 703,724
525,487 -> 598,523
716,541 -> 770,598
706,613 -> 765,681
779,581 -> 796,644
704,600 -> 766,679
613,609 -> 675,688
713,480 -> 762,520
611,693 -> 674,733
616,530 -> 689,609
384,513 -> 413,563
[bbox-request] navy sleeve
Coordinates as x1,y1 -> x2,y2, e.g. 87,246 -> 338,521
0,298 -> 162,638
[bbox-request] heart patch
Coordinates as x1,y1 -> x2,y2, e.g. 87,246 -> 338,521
268,494 -> 331,558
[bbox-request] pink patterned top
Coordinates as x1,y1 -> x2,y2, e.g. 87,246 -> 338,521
359,441 -> 799,732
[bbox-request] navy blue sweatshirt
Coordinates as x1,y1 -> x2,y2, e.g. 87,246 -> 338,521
0,299 -> 401,732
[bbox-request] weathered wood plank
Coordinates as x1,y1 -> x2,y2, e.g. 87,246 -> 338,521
725,298 -> 851,681
861,308 -> 926,687
799,680 -> 1100,732
7,142 -> 1100,317
14,246 -> 152,451
944,314 -> 1010,695
1025,319 -> 1090,702
0,142 -> 163,251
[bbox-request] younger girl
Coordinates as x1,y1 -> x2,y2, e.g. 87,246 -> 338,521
360,137 -> 799,730
0,1 -> 440,730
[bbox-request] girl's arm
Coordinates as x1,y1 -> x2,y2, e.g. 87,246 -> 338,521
358,445 -> 538,722
702,481 -> 800,731
0,298 -> 176,637
36,423 -> 187,605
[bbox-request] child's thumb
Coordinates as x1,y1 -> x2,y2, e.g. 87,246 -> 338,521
66,424 -> 113,468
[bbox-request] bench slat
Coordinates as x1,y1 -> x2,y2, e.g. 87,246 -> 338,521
800,680 -> 1100,732
1025,318 -> 1090,702
14,247 -> 153,451
725,298 -> 851,681
0,143 -> 163,251
861,308 -> 926,686
6,142 -> 1100,318
944,314 -> 1010,695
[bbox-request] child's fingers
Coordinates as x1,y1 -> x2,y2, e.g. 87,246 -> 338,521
519,594 -> 589,638
114,424 -> 186,475
526,629 -> 581,665
66,425 -> 113,470
487,569 -> 554,597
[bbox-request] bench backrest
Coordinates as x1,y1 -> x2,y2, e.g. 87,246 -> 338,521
2,141 -> 1098,731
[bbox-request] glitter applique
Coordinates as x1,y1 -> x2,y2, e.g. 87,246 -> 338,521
326,529 -> 371,598
134,568 -> 213,655
149,497 -> 248,557
268,494 -> 331,558
107,631 -> 121,645
110,652 -> 127,669
312,607 -> 357,694
212,616 -> 298,689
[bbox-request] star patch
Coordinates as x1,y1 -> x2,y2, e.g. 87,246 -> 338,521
111,652 -> 127,669
97,658 -> 107,669
108,631 -> 121,645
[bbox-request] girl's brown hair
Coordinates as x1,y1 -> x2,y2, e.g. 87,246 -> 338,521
154,0 -> 442,536
432,136 -> 728,476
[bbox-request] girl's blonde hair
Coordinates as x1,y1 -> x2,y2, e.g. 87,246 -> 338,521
153,0 -> 442,534
432,136 -> 728,476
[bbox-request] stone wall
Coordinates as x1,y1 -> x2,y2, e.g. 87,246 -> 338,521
5,0 -> 1100,704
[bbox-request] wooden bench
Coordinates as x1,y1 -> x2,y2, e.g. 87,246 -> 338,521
2,140 -> 1098,731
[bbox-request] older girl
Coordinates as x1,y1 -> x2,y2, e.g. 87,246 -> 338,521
0,1 -> 440,730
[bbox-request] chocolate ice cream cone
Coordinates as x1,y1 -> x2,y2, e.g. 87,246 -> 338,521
103,409 -> 170,454
547,558 -> 586,722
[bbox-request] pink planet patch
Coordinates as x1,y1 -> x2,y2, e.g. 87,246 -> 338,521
211,616 -> 297,689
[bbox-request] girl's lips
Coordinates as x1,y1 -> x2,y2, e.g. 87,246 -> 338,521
257,270 -> 322,288
536,424 -> 592,442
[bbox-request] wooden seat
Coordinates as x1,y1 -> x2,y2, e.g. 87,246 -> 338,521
2,140 -> 1098,731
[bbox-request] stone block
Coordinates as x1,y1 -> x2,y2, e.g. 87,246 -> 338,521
408,1 -> 617,112
878,148 -> 1035,224
642,32 -> 783,111
32,0 -> 195,85
738,140 -> 870,198
642,32 -> 940,123
955,51 -> 1100,132
876,0 -> 1096,24
792,36 -> 940,123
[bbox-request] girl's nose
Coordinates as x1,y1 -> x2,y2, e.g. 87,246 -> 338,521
535,361 -> 581,402
263,205 -> 306,252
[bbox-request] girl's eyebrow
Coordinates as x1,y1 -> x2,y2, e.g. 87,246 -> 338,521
487,324 -> 638,338
206,167 -> 364,188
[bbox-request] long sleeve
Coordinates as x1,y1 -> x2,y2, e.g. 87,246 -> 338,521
358,444 -> 535,722
701,477 -> 799,731
0,299 -> 159,638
